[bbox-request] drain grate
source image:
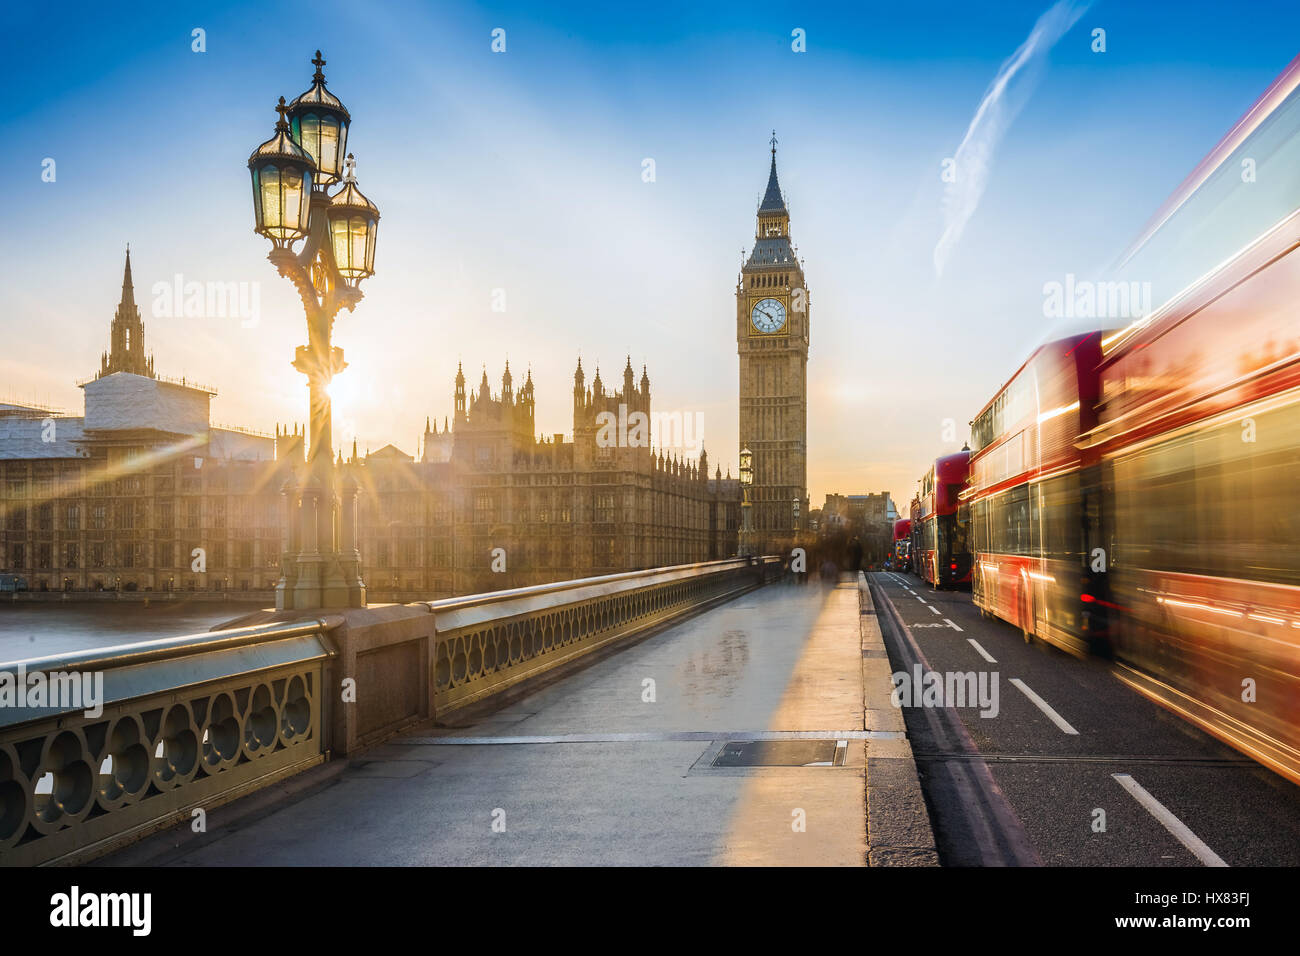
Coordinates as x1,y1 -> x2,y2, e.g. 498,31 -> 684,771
712,739 -> 846,767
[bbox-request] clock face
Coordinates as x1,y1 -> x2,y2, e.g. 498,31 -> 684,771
751,297 -> 787,334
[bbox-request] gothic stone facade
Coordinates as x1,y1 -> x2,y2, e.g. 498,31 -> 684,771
354,359 -> 741,597
0,251 -> 740,598
0,251 -> 288,593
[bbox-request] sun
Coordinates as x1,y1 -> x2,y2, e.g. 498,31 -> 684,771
324,376 -> 359,409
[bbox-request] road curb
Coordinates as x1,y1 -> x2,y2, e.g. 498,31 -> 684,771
858,572 -> 941,866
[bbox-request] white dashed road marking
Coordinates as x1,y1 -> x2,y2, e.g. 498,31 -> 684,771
967,638 -> 995,662
1010,678 -> 1079,735
1112,773 -> 1228,867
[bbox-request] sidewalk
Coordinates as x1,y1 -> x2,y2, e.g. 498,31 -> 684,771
109,577 -> 935,866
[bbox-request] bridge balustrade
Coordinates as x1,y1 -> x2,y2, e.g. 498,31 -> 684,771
0,556 -> 777,865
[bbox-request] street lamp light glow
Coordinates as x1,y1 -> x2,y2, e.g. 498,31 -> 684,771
328,155 -> 379,281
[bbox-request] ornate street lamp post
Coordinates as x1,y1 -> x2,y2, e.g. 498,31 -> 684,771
248,51 -> 378,610
739,446 -> 754,558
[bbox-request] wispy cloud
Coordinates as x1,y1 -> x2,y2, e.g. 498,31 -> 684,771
933,0 -> 1091,277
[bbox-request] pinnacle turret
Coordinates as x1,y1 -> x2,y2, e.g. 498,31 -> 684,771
121,244 -> 135,306
98,245 -> 154,380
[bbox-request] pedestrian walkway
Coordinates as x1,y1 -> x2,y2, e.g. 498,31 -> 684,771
124,579 -> 886,866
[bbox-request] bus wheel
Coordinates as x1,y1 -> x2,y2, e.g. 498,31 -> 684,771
1021,598 -> 1034,643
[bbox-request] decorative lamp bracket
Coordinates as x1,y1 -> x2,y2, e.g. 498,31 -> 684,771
267,190 -> 364,323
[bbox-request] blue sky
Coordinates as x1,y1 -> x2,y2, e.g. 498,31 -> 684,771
2,0 -> 1297,504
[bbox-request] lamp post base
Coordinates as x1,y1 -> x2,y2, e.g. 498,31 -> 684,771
290,553 -> 324,610
277,552 -> 366,611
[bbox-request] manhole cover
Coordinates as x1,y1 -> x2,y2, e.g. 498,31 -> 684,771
712,739 -> 842,767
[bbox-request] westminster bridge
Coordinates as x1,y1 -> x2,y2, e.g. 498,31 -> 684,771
3,559 -> 1299,867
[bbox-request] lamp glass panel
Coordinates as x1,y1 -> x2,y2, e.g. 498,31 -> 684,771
336,121 -> 350,175
250,167 -> 265,230
295,111 -> 345,181
259,164 -> 283,236
330,216 -> 353,275
299,166 -> 314,226
332,215 -> 373,278
363,217 -> 376,272
281,168 -> 305,237
335,217 -> 351,273
348,218 -> 368,276
317,118 -> 340,180
296,113 -> 319,159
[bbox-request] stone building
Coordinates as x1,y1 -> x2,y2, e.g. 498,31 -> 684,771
352,358 -> 741,597
0,250 -> 290,593
0,251 -> 740,599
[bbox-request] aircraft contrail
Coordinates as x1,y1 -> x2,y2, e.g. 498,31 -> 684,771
934,0 -> 1092,277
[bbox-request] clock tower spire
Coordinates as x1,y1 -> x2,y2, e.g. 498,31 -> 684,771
757,130 -> 790,238
736,134 -> 809,545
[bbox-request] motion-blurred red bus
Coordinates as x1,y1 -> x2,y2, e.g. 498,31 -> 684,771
892,518 -> 912,572
1078,52 -> 1300,784
967,333 -> 1108,656
908,497 -> 922,577
917,451 -> 971,589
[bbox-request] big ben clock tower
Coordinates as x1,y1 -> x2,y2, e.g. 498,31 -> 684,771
737,133 -> 809,542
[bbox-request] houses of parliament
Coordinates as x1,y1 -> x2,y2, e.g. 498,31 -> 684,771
0,143 -> 810,599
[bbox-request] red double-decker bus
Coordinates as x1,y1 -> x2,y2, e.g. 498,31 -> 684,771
892,518 -> 912,572
916,451 -> 971,589
908,497 -> 922,578
967,333 -> 1108,656
1079,52 -> 1300,784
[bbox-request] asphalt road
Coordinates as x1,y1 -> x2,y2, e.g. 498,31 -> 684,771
870,570 -> 1300,866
